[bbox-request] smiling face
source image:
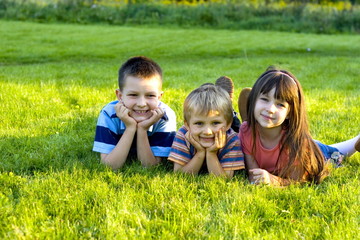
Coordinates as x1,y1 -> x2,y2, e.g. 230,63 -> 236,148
116,75 -> 163,123
185,110 -> 230,148
254,87 -> 290,129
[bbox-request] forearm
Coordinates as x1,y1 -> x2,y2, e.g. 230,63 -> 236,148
174,151 -> 206,174
101,128 -> 136,170
136,128 -> 160,167
250,168 -> 292,186
206,152 -> 230,177
244,154 -> 259,182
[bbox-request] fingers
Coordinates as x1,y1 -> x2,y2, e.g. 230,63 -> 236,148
249,168 -> 270,185
150,107 -> 165,120
251,175 -> 265,185
214,127 -> 226,149
142,108 -> 164,123
114,102 -> 129,118
114,102 -> 138,128
185,131 -> 190,140
249,168 -> 263,175
186,130 -> 203,151
137,107 -> 165,130
186,131 -> 195,143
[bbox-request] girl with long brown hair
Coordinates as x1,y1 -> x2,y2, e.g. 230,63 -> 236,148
239,67 -> 360,186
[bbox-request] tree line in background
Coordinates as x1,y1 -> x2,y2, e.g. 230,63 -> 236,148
1,0 -> 359,33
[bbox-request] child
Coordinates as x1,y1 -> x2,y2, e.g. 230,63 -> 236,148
215,76 -> 241,132
168,84 -> 245,178
239,67 -> 360,186
93,56 -> 177,170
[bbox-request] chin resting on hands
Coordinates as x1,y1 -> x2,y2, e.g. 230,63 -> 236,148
114,102 -> 137,127
207,127 -> 226,153
185,131 -> 205,152
137,107 -> 165,130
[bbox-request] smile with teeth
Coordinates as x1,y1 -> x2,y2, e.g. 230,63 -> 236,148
134,110 -> 149,115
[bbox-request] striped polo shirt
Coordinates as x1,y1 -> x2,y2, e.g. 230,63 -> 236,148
168,126 -> 244,171
93,100 -> 176,157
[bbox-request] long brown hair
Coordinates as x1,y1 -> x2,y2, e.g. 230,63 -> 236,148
247,67 -> 328,183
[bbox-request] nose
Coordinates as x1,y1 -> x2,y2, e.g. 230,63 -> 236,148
137,96 -> 146,107
266,102 -> 276,113
203,126 -> 213,135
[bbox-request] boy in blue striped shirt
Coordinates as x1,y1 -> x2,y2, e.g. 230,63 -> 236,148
93,56 -> 176,170
168,84 -> 244,178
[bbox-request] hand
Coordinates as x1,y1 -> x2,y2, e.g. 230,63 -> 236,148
185,130 -> 205,153
207,127 -> 226,153
249,168 -> 272,185
114,101 -> 137,128
137,107 -> 165,130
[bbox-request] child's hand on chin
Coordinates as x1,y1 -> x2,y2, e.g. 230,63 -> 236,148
137,107 -> 165,130
114,101 -> 137,128
185,131 -> 205,153
207,127 -> 226,153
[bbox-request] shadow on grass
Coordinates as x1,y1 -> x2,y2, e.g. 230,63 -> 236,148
0,113 -> 249,183
0,114 -> 177,178
0,115 -> 102,175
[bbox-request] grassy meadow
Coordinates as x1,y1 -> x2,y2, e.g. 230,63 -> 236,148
1,20 -> 360,239
2,0 -> 360,34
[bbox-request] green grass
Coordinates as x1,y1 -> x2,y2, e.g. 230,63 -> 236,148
2,0 -> 360,34
0,20 -> 359,239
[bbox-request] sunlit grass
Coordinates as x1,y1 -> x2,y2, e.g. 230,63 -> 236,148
0,20 -> 359,239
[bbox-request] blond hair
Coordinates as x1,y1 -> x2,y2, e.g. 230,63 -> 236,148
184,85 -> 233,124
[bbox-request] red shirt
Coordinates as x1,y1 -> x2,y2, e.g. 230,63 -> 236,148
239,122 -> 288,173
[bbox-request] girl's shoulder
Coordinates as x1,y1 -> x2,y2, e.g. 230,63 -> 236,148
240,121 -> 251,133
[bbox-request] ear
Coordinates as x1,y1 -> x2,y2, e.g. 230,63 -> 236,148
115,89 -> 122,101
158,91 -> 164,100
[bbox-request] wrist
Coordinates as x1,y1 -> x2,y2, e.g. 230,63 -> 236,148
206,148 -> 218,155
137,126 -> 149,133
122,118 -> 137,129
194,150 -> 206,157
270,174 -> 287,186
125,125 -> 137,133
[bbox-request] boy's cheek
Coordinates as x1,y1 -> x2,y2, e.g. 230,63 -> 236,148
152,99 -> 160,108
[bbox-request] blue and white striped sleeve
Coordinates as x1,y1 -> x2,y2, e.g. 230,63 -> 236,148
93,102 -> 123,154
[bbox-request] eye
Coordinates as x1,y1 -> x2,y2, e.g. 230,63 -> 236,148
128,93 -> 137,97
194,122 -> 203,126
213,121 -> 221,125
260,97 -> 268,102
277,101 -> 287,108
147,94 -> 156,98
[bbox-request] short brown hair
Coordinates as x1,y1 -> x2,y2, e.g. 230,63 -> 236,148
118,56 -> 162,90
